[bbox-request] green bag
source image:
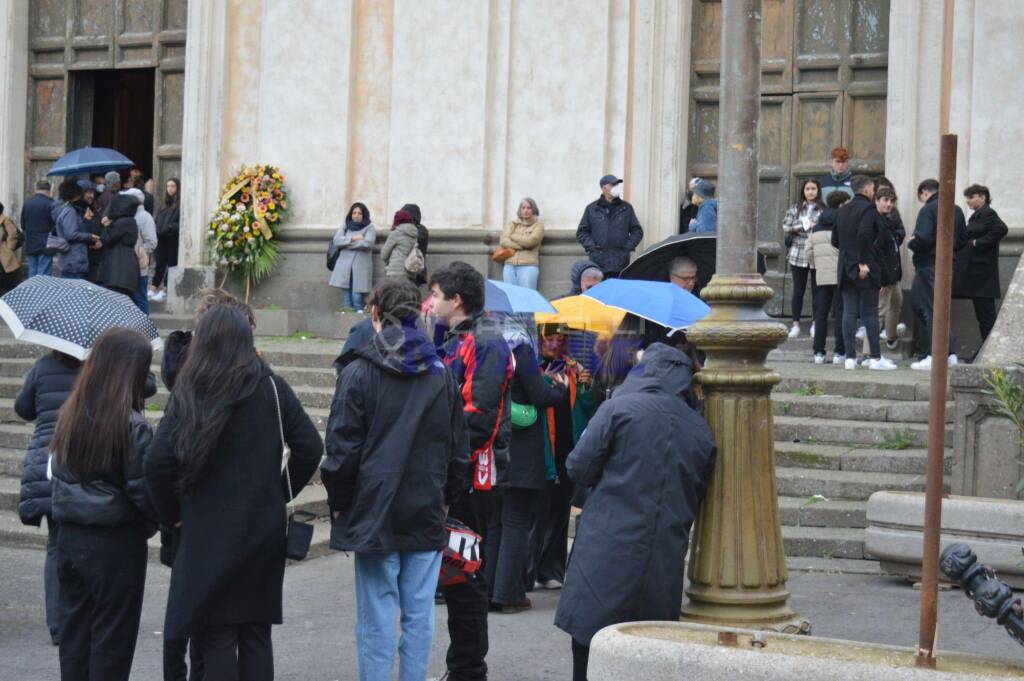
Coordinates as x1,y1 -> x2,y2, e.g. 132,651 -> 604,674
510,400 -> 538,429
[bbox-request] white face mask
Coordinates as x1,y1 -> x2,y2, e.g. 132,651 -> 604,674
96,184 -> 105,193
610,183 -> 623,198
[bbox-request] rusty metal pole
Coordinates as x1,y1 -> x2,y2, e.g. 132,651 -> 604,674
916,134 -> 957,668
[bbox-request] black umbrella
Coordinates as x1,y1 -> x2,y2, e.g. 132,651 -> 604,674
620,233 -> 717,296
0,276 -> 161,359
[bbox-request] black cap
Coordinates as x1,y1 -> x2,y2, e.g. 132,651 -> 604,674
599,174 -> 622,188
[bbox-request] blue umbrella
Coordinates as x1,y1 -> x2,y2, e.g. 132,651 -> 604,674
583,278 -> 710,330
47,147 -> 134,177
485,280 -> 557,314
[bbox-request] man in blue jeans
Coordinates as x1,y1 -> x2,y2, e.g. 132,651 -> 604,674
20,180 -> 55,277
321,278 -> 469,681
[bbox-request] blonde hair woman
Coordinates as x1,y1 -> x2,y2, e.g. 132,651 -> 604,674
499,198 -> 544,289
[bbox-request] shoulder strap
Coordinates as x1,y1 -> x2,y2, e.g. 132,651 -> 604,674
268,376 -> 294,507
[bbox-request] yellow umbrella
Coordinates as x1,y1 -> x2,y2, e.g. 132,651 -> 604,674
535,295 -> 625,337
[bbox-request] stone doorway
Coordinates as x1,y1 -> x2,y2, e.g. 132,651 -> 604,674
69,68 -> 156,180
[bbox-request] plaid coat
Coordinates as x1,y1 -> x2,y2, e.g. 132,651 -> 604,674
783,203 -> 822,268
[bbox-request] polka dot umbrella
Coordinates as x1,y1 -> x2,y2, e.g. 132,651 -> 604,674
0,276 -> 162,359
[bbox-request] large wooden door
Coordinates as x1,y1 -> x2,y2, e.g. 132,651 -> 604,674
25,0 -> 187,193
688,0 -> 889,260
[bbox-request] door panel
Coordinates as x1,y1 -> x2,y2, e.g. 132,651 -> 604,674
759,97 -> 793,250
791,92 -> 843,177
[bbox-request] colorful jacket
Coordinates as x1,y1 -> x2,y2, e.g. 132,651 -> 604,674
540,355 -> 596,482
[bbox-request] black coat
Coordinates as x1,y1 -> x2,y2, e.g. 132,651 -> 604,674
875,212 -> 905,287
145,368 -> 323,638
506,344 -> 567,490
15,354 -> 81,525
576,197 -> 644,274
321,324 -> 469,553
554,344 -> 715,646
98,195 -> 140,295
20,193 -> 55,256
908,193 -> 968,270
832,194 -> 882,289
155,202 -> 180,238
953,204 -> 1008,299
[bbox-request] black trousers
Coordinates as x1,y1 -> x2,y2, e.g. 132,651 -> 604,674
911,266 -> 956,357
443,489 -> 497,681
529,479 -> 575,585
152,234 -> 179,288
57,523 -> 148,681
572,639 -> 590,681
842,284 -> 881,359
811,277 -> 845,357
972,297 -> 998,341
164,635 -> 205,681
790,265 -> 814,322
198,623 -> 272,681
486,487 -> 539,605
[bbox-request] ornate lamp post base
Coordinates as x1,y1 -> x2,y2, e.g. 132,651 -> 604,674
680,273 -> 811,635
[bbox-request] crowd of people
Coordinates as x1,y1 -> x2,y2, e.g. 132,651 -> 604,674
7,169 -> 180,309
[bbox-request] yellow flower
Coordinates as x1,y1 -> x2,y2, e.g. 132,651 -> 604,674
269,202 -> 276,210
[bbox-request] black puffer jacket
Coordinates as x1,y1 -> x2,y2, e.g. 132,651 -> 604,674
16,353 -> 81,526
576,197 -> 644,274
322,323 -> 469,552
51,411 -> 158,534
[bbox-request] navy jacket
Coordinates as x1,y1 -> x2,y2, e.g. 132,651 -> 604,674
20,193 -> 55,256
576,197 -> 644,274
831,194 -> 882,289
909,193 -> 967,270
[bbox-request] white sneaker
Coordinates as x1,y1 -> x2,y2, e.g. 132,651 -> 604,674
868,357 -> 898,371
151,290 -> 166,302
788,322 -> 800,339
814,354 -> 826,364
832,354 -> 846,365
911,356 -> 932,371
949,354 -> 959,367
844,358 -> 857,370
146,289 -> 155,300
538,579 -> 563,590
896,322 -> 907,338
855,326 -> 867,341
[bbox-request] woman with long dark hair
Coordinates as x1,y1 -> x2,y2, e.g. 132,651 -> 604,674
783,178 -> 826,338
145,306 -> 323,681
150,177 -> 180,302
592,313 -> 646,407
49,328 -> 157,681
328,201 -> 376,311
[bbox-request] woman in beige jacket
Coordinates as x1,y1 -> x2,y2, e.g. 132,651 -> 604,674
499,198 -> 544,289
0,201 -> 22,294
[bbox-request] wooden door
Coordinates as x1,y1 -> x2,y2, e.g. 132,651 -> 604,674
687,0 -> 889,260
25,0 -> 186,193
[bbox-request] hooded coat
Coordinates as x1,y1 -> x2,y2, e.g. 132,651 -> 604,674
144,366 -> 324,638
97,193 -> 141,295
381,221 -> 420,279
321,323 -> 469,553
554,343 -> 716,646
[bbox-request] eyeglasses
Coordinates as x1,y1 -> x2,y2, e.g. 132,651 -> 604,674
671,273 -> 697,283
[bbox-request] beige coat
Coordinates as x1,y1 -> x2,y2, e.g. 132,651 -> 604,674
805,229 -> 838,286
499,219 -> 544,266
0,215 -> 20,274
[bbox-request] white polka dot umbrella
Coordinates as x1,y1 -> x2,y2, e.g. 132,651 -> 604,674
0,276 -> 162,359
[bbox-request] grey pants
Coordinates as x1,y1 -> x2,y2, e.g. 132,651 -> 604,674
45,518 -> 60,638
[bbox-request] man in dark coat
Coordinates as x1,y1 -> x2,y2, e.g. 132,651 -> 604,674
554,343 -> 715,681
831,175 -> 896,370
909,178 -> 968,370
322,279 -> 468,680
429,261 -> 512,681
576,174 -> 644,278
20,180 -> 55,278
953,183 -> 1008,343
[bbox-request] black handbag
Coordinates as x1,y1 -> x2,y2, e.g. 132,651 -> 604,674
784,232 -> 795,249
326,241 -> 340,272
270,377 -> 314,561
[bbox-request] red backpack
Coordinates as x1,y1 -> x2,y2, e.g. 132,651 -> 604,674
438,519 -> 483,587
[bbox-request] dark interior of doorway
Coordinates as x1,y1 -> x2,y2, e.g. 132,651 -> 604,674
71,68 -> 155,181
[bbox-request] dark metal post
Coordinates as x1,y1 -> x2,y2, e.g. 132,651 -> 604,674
917,133 -> 958,667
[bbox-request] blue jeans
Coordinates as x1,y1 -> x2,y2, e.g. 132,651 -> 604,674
354,550 -> 442,681
27,254 -> 53,277
343,288 -> 366,310
502,264 -> 540,289
131,276 -> 149,314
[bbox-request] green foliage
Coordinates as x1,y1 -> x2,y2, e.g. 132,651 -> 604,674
879,428 -> 915,450
782,402 -> 792,415
802,494 -> 829,508
984,367 -> 1024,492
145,403 -> 161,412
290,331 -> 316,340
796,383 -> 824,397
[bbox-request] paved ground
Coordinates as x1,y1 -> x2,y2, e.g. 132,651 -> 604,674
1,546 -> 1020,679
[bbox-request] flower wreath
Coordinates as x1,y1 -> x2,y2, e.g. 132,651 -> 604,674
208,164 -> 288,300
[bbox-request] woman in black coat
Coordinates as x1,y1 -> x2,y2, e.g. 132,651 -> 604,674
145,307 -> 323,681
486,321 -> 567,612
97,192 -> 141,296
16,350 -> 82,645
953,184 -> 1009,341
151,178 -> 181,299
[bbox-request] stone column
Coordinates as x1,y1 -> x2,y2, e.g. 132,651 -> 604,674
0,1 -> 28,214
680,0 -> 808,634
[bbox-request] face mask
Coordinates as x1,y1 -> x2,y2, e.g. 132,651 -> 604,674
610,183 -> 623,198
95,184 -> 105,193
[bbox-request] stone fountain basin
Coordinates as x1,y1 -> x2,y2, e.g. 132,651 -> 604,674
589,621 -> 1024,680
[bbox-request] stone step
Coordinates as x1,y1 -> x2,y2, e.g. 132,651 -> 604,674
0,475 -> 20,511
774,441 -> 951,475
781,525 -> 865,560
785,556 -> 882,575
775,467 -> 933,501
0,446 -> 22,476
773,369 -> 932,401
772,393 -> 951,424
774,414 -> 950,448
777,496 -> 867,529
